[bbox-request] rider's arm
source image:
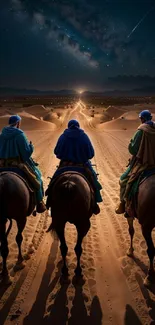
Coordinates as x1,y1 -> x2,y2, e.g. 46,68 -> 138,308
17,133 -> 34,161
54,134 -> 64,159
128,129 -> 143,156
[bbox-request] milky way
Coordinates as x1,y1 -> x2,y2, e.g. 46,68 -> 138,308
0,0 -> 155,90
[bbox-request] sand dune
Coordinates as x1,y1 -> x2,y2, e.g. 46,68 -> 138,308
0,114 -> 55,131
90,103 -> 155,128
90,106 -> 133,126
120,111 -> 139,120
105,106 -> 127,119
17,111 -> 39,120
1,105 -> 48,118
10,105 -> 49,119
98,117 -> 139,130
97,110 -> 139,130
43,111 -> 61,127
22,105 -> 49,119
91,104 -> 155,130
97,110 -> 155,130
100,106 -> 136,124
0,115 -> 12,128
0,108 -> 12,116
0,105 -> 64,131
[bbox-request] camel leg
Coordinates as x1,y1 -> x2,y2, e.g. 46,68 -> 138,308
0,222 -> 12,285
142,227 -> 155,286
127,217 -> 135,257
74,232 -> 84,276
14,218 -> 26,271
74,221 -> 90,276
56,225 -> 68,276
0,223 -> 8,276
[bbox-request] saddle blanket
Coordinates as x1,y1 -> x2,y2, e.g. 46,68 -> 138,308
52,166 -> 86,179
128,168 -> 155,201
125,168 -> 155,218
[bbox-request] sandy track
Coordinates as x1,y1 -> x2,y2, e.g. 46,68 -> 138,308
1,103 -> 155,325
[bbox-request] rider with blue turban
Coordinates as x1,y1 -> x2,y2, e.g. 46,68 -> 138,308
54,119 -> 102,214
116,110 -> 155,214
0,115 -> 46,213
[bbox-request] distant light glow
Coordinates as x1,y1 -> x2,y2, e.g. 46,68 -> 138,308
78,89 -> 84,94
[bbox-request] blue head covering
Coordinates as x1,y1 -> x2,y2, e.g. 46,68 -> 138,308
68,119 -> 80,129
9,115 -> 21,125
139,110 -> 152,121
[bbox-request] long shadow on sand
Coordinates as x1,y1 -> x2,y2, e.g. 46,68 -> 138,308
23,238 -> 102,325
135,272 -> 155,322
41,277 -> 102,325
130,255 -> 155,322
23,238 -> 60,325
68,278 -> 102,325
124,304 -> 142,325
132,255 -> 148,275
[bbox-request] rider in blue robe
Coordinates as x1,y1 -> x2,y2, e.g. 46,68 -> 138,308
54,119 -> 102,214
0,115 -> 46,213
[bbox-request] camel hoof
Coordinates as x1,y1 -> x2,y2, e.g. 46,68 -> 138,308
127,248 -> 134,257
75,267 -> 82,277
0,273 -> 12,286
14,261 -> 25,272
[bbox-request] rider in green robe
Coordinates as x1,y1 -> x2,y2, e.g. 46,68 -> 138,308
116,110 -> 155,214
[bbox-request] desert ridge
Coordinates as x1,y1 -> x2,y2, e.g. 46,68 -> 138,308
88,103 -> 155,130
0,105 -> 69,131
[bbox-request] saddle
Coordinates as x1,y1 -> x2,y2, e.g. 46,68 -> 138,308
125,168 -> 155,219
0,158 -> 40,190
0,170 -> 36,216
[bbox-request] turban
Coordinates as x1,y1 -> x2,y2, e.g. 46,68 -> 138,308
9,115 -> 21,125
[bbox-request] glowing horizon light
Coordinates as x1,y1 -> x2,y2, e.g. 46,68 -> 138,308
77,89 -> 84,94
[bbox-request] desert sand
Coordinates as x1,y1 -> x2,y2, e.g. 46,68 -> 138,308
0,101 -> 155,325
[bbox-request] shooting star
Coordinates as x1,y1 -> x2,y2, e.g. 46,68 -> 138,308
127,6 -> 155,38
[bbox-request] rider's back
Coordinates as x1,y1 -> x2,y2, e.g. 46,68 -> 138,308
0,126 -> 33,162
54,127 -> 94,163
137,122 -> 155,166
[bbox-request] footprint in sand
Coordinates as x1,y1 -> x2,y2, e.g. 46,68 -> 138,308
140,240 -> 146,249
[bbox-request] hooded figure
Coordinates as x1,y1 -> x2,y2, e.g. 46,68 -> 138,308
116,110 -> 155,214
0,115 -> 46,213
54,119 -> 94,163
54,119 -> 102,214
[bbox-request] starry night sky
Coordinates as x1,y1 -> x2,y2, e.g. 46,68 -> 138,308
0,0 -> 155,91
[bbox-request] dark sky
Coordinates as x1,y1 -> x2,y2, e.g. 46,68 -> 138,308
0,0 -> 155,91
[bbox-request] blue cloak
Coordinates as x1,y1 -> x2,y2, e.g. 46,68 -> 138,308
54,127 -> 94,163
0,126 -> 43,201
0,126 -> 33,161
